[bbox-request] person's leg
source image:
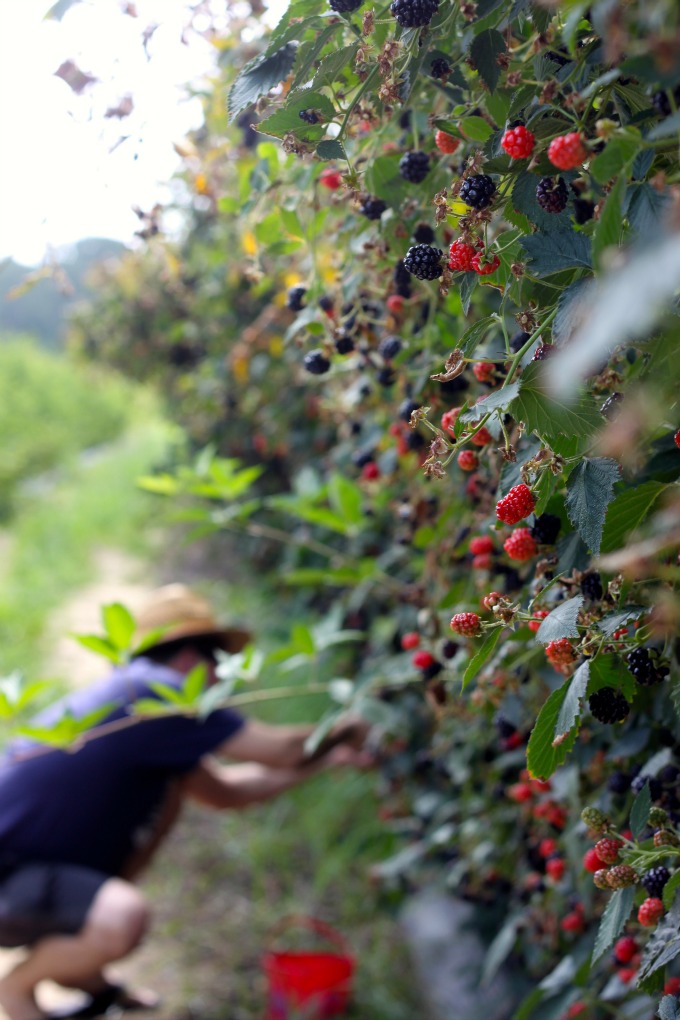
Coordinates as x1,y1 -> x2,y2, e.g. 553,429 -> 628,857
0,878 -> 150,1020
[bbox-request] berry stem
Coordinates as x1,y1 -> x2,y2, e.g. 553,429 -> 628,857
337,65 -> 380,143
504,306 -> 559,385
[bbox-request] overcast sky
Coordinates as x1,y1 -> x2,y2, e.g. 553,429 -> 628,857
0,1 -> 234,265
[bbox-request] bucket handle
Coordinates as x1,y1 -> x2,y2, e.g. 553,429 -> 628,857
267,915 -> 352,957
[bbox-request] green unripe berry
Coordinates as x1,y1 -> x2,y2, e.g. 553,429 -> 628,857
649,807 -> 669,828
581,806 -> 610,833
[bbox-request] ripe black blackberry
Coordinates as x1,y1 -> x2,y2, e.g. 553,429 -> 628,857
413,223 -> 435,245
536,176 -> 568,214
318,295 -> 334,313
441,639 -> 459,659
660,765 -> 680,784
359,196 -> 387,220
286,285 -> 306,311
403,244 -> 443,281
532,343 -> 556,362
399,151 -> 431,184
589,687 -> 630,724
573,198 -> 595,224
580,572 -> 603,602
328,0 -> 364,12
399,398 -> 421,422
510,330 -> 530,353
600,392 -> 623,419
608,771 -> 631,795
352,446 -> 375,468
394,259 -> 413,299
530,513 -> 561,545
422,661 -> 443,681
459,174 -> 496,210
303,349 -> 331,375
627,647 -> 669,686
377,366 -> 396,387
631,774 -> 662,800
299,109 -> 319,124
430,57 -> 451,79
495,714 -> 517,739
390,0 -> 438,27
334,333 -> 355,355
379,335 -> 403,360
652,86 -> 680,118
642,866 -> 671,898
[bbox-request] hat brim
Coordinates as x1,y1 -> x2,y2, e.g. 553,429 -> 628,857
136,621 -> 252,656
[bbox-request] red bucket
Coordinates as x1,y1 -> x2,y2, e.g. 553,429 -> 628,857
262,915 -> 355,1020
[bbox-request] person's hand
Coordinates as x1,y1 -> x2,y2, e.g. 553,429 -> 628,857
329,714 -> 372,751
324,743 -> 376,769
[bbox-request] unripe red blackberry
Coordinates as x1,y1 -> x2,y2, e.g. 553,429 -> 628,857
457,450 -> 478,471
545,639 -> 576,669
614,936 -> 638,964
412,650 -> 436,670
496,483 -> 535,524
594,838 -> 621,865
548,133 -> 588,171
606,865 -> 638,889
469,536 -> 494,556
504,529 -> 537,561
401,631 -> 420,651
638,897 -> 664,927
448,238 -> 479,272
546,857 -> 565,880
359,196 -> 387,220
434,129 -> 458,154
303,349 -> 331,375
583,847 -> 607,873
459,174 -> 496,210
399,151 -> 431,183
536,176 -> 568,213
390,0 -> 438,27
450,612 -> 482,637
501,125 -> 535,160
471,251 -> 500,276
470,426 -> 493,446
654,829 -> 680,848
528,610 -> 549,632
403,244 -> 443,281
589,687 -> 630,724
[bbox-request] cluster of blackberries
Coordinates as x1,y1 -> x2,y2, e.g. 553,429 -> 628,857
627,647 -> 670,686
390,0 -> 439,27
403,244 -> 444,281
536,176 -> 569,214
580,572 -> 603,601
359,196 -> 387,220
459,174 -> 496,210
530,513 -> 561,545
399,150 -> 431,183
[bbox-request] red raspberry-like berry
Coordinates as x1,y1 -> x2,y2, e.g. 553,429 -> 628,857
458,450 -> 478,471
614,936 -> 638,964
566,1003 -> 587,1018
471,426 -> 493,446
504,731 -> 523,750
545,638 -> 577,669
548,132 -> 588,170
664,977 -> 680,995
450,611 -> 481,637
618,968 -> 637,984
472,361 -> 495,383
583,847 -> 607,873
507,781 -> 533,803
501,124 -> 536,160
362,462 -> 380,480
472,553 -> 492,570
496,483 -> 535,524
638,897 -> 664,927
674,428 -> 680,449
412,650 -> 435,669
561,909 -> 585,933
448,238 -> 479,272
546,857 -> 566,880
528,610 -> 549,632
594,837 -> 621,865
612,627 -> 628,640
504,528 -> 537,561
386,294 -> 405,314
539,837 -> 558,858
481,591 -> 503,611
470,536 -> 494,555
471,251 -> 501,275
319,167 -> 343,189
435,129 -> 460,154
441,407 -> 461,433
401,631 -> 420,651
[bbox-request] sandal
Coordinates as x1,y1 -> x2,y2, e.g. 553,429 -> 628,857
49,984 -> 160,1019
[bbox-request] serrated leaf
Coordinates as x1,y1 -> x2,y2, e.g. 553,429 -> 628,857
554,660 -> 590,739
600,481 -> 667,553
664,874 -> 680,911
459,272 -> 478,315
229,44 -> 298,119
527,685 -> 579,779
593,175 -> 625,271
535,596 -> 583,644
311,43 -> 359,89
638,897 -> 680,981
509,362 -> 601,442
591,887 -> 635,964
626,183 -> 670,237
316,139 -> 347,161
658,994 -> 680,1020
590,137 -> 638,184
597,606 -> 647,636
257,90 -> 336,140
630,782 -> 652,840
556,530 -> 590,573
469,29 -> 505,93
461,628 -> 502,690
565,457 -> 621,555
459,382 -> 520,422
520,230 -> 592,277
588,654 -> 636,701
460,116 -> 494,141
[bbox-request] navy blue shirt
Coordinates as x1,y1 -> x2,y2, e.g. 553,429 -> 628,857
0,659 -> 245,876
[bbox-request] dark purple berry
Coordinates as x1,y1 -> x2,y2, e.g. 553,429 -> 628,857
642,866 -> 670,898
430,58 -> 451,79
379,335 -> 403,360
536,176 -> 568,214
589,687 -> 630,724
600,392 -> 623,419
530,513 -> 561,545
359,196 -> 388,220
303,349 -> 331,375
403,244 -> 443,281
413,223 -> 435,245
399,151 -> 431,184
334,333 -> 355,355
459,174 -> 496,210
286,286 -> 306,311
299,109 -> 319,124
580,572 -> 603,602
390,0 -> 439,27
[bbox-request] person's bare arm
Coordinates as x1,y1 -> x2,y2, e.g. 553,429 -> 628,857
181,755 -> 330,809
219,716 -> 370,768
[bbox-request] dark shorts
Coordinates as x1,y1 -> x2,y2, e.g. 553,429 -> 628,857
0,862 -> 109,947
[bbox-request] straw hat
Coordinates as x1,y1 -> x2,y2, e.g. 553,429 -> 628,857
134,584 -> 251,654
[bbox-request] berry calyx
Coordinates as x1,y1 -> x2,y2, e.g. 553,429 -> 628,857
504,528 -> 537,561
319,167 -> 343,189
457,450 -> 478,471
496,483 -> 535,524
435,130 -> 459,155
638,897 -> 664,927
471,251 -> 501,276
459,174 -> 496,210
401,632 -> 420,651
548,133 -> 588,171
403,244 -> 444,281
448,238 -> 479,272
470,536 -> 494,555
501,124 -> 536,160
450,612 -> 482,637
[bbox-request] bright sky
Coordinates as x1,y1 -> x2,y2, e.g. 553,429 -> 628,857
0,0 -> 253,265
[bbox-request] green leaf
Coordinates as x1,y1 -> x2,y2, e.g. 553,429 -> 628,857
292,624 -> 316,655
480,913 -> 521,986
228,44 -> 298,119
327,474 -> 363,525
102,602 -> 135,651
593,176 -> 626,271
658,995 -> 680,1020
591,888 -> 635,965
527,685 -> 579,779
509,363 -> 602,442
149,681 -> 190,706
554,660 -> 590,740
182,663 -> 208,703
364,153 -> 412,209
590,136 -> 638,184
459,273 -> 478,315
461,628 -> 502,690
458,315 -> 496,357
626,183 -> 670,237
600,481 -> 667,553
535,596 -> 583,644
553,278 -> 593,346
565,457 -> 621,554
469,29 -> 505,93
638,897 -> 680,981
292,24 -> 339,88
310,43 -> 359,90
257,90 -> 336,140
71,634 -> 122,664
459,116 -> 494,141
597,606 -> 646,636
630,782 -> 652,840
588,653 -> 636,701
316,139 -> 347,161
556,530 -> 590,574
648,111 -> 680,140
520,230 -> 592,277
459,382 -> 520,422
663,873 -> 680,911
